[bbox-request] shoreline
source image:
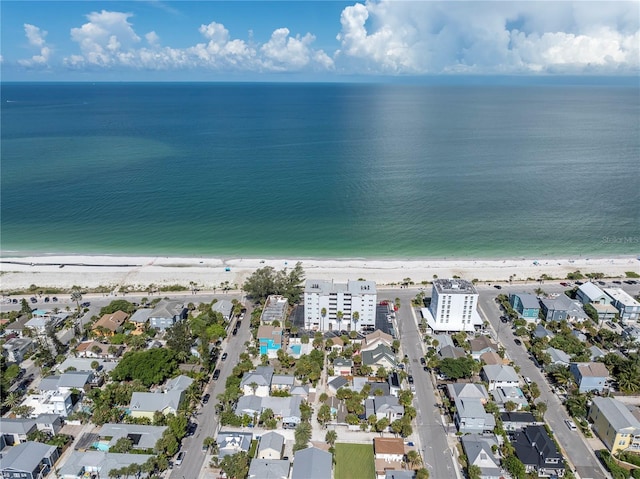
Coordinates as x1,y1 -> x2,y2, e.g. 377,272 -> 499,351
1,253 -> 638,291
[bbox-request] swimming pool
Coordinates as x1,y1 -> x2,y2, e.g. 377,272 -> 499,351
92,441 -> 110,452
289,345 -> 301,355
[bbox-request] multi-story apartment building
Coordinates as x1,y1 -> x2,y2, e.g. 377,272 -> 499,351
304,280 -> 377,332
422,278 -> 481,332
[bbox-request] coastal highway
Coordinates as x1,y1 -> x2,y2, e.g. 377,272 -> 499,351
477,284 -> 610,479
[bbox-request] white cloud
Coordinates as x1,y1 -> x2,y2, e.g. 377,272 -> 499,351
63,11 -> 332,74
335,1 -> 640,74
18,24 -> 51,68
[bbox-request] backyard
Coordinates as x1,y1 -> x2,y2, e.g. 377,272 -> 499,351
335,443 -> 375,479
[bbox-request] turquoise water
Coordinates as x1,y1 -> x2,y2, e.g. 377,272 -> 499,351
290,344 -> 302,355
92,441 -> 110,452
1,82 -> 638,259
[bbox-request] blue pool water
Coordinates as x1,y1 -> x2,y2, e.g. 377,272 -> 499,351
92,441 -> 110,452
289,345 -> 302,355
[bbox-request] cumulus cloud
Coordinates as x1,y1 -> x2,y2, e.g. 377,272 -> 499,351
63,10 -> 333,73
18,24 -> 51,68
335,1 -> 640,74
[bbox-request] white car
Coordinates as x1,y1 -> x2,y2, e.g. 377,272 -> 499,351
565,419 -> 578,431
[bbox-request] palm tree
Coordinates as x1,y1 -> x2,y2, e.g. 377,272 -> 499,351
336,310 -> 343,331
352,311 -> 360,332
70,288 -> 82,314
325,430 -> 337,446
468,464 -> 482,479
321,307 -> 327,330
406,450 -> 422,469
3,391 -> 23,409
203,436 -> 216,453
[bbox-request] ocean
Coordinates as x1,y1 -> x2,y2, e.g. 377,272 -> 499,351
1,82 -> 638,259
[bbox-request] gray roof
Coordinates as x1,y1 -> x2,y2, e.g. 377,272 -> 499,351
57,357 -> 118,374
261,396 -> 303,420
448,383 -> 489,401
438,344 -> 466,359
261,295 -> 289,323
482,364 -> 519,383
165,374 -> 194,391
433,278 -> 477,294
248,459 -> 290,479
305,279 -> 377,295
291,447 -> 332,479
328,376 -> 349,390
241,366 -> 275,389
578,282 -> 606,301
39,371 -> 92,391
149,300 -> 184,319
129,390 -> 183,413
235,395 -> 264,415
2,336 -> 33,350
533,324 -> 554,339
0,441 -> 57,473
385,471 -> 416,479
461,434 -> 501,476
217,431 -> 253,458
212,299 -> 234,317
271,374 -> 295,386
58,451 -> 153,477
374,395 -> 404,414
591,397 -> 640,432
99,423 -> 168,449
258,432 -> 285,454
545,347 -> 571,365
432,334 -> 455,350
361,343 -> 396,368
129,308 -> 153,323
333,357 -> 353,367
0,418 -> 37,435
512,292 -> 540,309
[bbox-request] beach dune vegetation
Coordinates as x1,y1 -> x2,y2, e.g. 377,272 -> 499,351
243,262 -> 305,303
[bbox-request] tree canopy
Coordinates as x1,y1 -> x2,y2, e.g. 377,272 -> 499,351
243,262 -> 305,303
438,356 -> 476,379
111,349 -> 179,387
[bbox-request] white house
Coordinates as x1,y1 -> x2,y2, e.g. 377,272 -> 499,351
604,288 -> 640,322
304,279 -> 377,332
374,437 -> 405,463
421,279 -> 481,332
481,365 -> 520,391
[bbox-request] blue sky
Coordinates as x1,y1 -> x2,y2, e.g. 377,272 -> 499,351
2,1 -> 638,81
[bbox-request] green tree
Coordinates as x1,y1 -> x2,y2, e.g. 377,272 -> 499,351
165,320 -> 194,361
110,437 -> 133,453
375,417 -> 390,435
219,451 -> 250,479
406,450 -> 422,469
325,429 -> 337,446
468,464 -> 482,479
293,422 -> 312,451
438,356 -> 476,380
416,469 -> 430,479
111,348 -> 179,387
317,403 -> 332,428
503,455 -> 525,479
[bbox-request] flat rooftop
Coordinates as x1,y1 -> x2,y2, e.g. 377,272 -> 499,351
433,278 -> 477,295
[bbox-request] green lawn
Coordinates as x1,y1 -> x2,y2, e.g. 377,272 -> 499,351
335,443 -> 375,479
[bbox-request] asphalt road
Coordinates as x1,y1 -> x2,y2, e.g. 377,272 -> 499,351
476,284 -> 610,479
169,304 -> 253,479
390,288 -> 459,479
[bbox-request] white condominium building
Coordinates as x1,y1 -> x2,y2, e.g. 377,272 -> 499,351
422,279 -> 481,332
304,280 -> 377,332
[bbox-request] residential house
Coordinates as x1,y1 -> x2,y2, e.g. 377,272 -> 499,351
509,293 -> 540,321
304,280 -> 377,332
540,294 -> 589,322
234,395 -> 263,419
92,310 -> 129,337
623,325 -> 640,342
241,366 -> 274,397
588,397 -> 640,453
570,362 -> 609,393
481,365 -> 520,391
56,357 -> 117,375
211,299 -> 234,321
576,282 -> 618,320
148,300 -> 187,330
4,316 -> 30,338
34,414 -> 63,436
371,395 -> 404,422
128,375 -> 193,420
480,351 -> 503,365
216,431 -> 253,459
75,340 -> 123,359
447,383 -> 494,434
57,451 -> 153,479
469,336 -> 498,360
128,308 -> 152,335
257,431 -> 285,459
2,337 -> 34,363
545,347 -> 572,367
605,288 -> 640,322
0,441 -> 59,479
374,437 -> 405,479
438,344 -> 466,359
589,345 -> 607,361
500,412 -> 540,432
20,390 -> 73,417
271,374 -> 295,393
533,324 -> 555,340
511,425 -> 565,477
328,376 -> 350,395
572,330 -> 587,342
432,334 -> 455,351
25,311 -> 68,336
257,325 -> 283,358
491,386 -> 528,411
290,384 -> 310,399
39,371 -> 93,395
388,372 -> 401,397
333,357 -> 353,376
327,336 -> 345,352
0,418 -> 37,446
361,330 -> 394,352
421,279 -> 481,332
261,396 -> 303,426
260,295 -> 289,324
361,344 -> 397,371
384,472 -> 415,479
98,423 -> 168,451
461,434 -> 502,479
248,459 -> 290,479
291,447 -> 332,479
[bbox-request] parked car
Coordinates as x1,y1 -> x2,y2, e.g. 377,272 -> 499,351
202,394 -> 210,404
565,419 -> 578,431
606,321 -> 617,329
407,375 -> 414,384
232,328 -> 238,336
494,285 -> 502,289
514,338 -> 522,345
212,369 -> 221,380
30,297 -> 37,303
175,451 -> 186,466
420,357 -> 426,365
81,302 -> 91,307
221,352 -> 228,361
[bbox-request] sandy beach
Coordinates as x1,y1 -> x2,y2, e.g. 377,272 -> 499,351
1,254 -> 638,292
